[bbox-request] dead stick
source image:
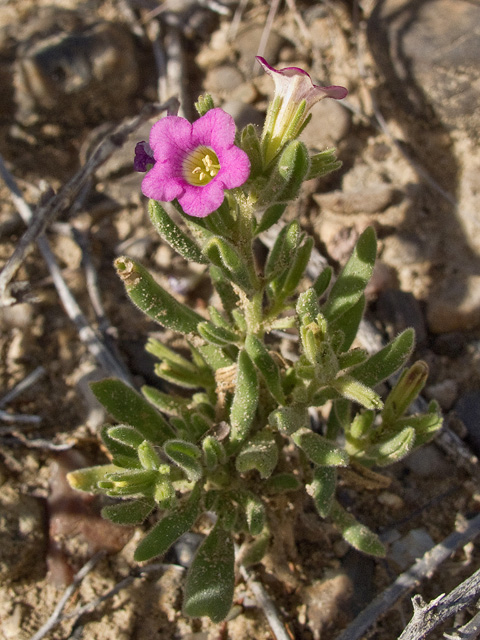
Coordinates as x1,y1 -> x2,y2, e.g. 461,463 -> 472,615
335,512 -> 480,640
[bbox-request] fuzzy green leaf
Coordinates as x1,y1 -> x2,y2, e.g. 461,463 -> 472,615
269,405 -> 308,435
67,464 -> 121,493
235,430 -> 278,479
381,361 -> 429,426
258,140 -> 310,206
204,237 -> 254,293
265,473 -> 301,494
198,321 -> 239,347
245,335 -> 285,404
91,379 -> 175,444
330,294 -> 366,353
255,204 -> 287,235
330,500 -> 386,556
183,525 -> 235,622
332,376 -> 383,410
134,485 -> 201,561
229,350 -> 259,449
101,498 -> 155,525
292,428 -> 349,466
107,425 -> 144,449
115,256 -> 204,334
350,328 -> 415,388
364,426 -> 416,466
149,200 -> 207,264
305,148 -> 342,180
309,467 -> 336,517
322,227 -> 377,322
164,440 -> 203,482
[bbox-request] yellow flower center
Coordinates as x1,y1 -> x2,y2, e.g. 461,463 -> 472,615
183,145 -> 221,186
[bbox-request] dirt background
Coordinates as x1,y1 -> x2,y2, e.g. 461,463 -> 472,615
1,0 -> 480,638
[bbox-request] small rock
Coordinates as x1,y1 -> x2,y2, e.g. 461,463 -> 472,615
300,98 -> 351,150
389,529 -> 435,570
425,379 -> 458,411
313,184 -> 397,215
427,273 -> 480,333
404,444 -> 452,478
221,100 -> 265,129
454,391 -> 480,456
204,64 -> 244,94
235,25 -> 285,73
377,491 -> 404,510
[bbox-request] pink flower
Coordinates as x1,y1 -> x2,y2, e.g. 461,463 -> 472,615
140,108 -> 251,218
256,57 -> 348,164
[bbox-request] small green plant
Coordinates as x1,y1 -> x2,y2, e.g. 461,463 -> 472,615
68,57 -> 442,622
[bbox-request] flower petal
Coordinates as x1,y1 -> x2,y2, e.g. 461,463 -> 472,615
178,182 -> 225,218
191,108 -> 237,149
141,164 -> 185,202
216,145 -> 251,189
150,116 -> 194,161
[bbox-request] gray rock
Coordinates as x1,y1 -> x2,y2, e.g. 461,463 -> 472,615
426,274 -> 480,333
368,0 -> 480,138
235,25 -> 285,73
300,98 -> 351,150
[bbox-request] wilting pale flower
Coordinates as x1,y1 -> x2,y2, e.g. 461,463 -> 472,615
256,57 -> 348,164
138,108 -> 250,218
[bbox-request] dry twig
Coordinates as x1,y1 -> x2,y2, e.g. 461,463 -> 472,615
335,512 -> 480,640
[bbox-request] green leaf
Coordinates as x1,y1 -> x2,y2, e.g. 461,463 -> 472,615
240,123 -> 263,179
100,425 -> 140,463
269,405 -> 308,435
195,93 -> 215,116
115,256 -> 204,335
142,385 -> 190,417
322,227 -> 377,322
292,428 -> 349,466
329,294 -> 366,353
148,200 -> 207,264
296,288 -> 321,324
204,237 -> 254,293
245,335 -> 285,404
164,440 -> 203,482
235,429 -> 278,479
305,148 -> 342,180
91,379 -> 175,444
138,441 -> 161,470
202,435 -> 227,469
395,409 -> 442,447
101,498 -> 155,525
264,223 -> 288,279
313,267 -> 332,298
67,464 -> 121,493
134,485 -> 201,561
364,426 -> 416,466
309,467 -> 336,517
210,266 -> 239,318
146,338 -> 197,372
265,473 -> 301,494
381,361 -> 429,426
237,491 -> 266,536
332,376 -> 383,410
350,328 -> 415,388
107,425 -> 145,449
198,321 -> 239,347
330,501 -> 385,556
229,350 -> 259,449
196,343 -> 235,371
279,236 -> 314,300
255,203 -> 286,235
258,140 -> 310,206
183,525 -> 235,622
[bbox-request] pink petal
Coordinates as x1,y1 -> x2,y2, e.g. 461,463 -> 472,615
216,145 -> 251,189
149,116 -> 193,160
191,108 -> 237,149
178,182 -> 225,218
141,164 -> 185,202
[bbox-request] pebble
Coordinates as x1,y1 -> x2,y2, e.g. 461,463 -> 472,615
404,444 -> 452,478
235,25 -> 285,73
300,98 -> 351,150
204,64 -> 244,94
454,391 -> 480,457
313,184 -> 396,215
425,379 -> 458,411
389,528 -> 435,570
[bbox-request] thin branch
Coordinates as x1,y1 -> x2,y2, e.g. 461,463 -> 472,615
239,564 -> 292,640
29,551 -> 106,640
335,512 -> 480,640
399,568 -> 480,640
255,0 -> 282,73
0,366 -> 46,408
444,608 -> 480,640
